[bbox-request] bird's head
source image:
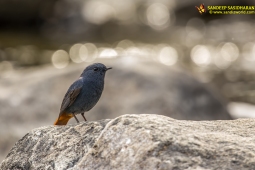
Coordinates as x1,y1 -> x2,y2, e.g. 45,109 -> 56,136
80,63 -> 112,78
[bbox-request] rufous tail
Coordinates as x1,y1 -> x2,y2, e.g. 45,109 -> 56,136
54,113 -> 73,125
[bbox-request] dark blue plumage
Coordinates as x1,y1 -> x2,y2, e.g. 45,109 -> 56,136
54,63 -> 112,125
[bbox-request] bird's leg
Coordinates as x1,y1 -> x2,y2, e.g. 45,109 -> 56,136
81,112 -> 87,121
72,113 -> 79,123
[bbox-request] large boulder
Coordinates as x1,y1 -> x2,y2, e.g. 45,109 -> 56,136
1,114 -> 255,170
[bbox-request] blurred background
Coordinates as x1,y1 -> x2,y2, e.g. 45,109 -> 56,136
1,0 -> 255,161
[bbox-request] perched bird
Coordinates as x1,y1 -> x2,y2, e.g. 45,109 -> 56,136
54,63 -> 112,125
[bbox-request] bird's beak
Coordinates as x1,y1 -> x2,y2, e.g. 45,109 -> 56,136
106,67 -> 112,71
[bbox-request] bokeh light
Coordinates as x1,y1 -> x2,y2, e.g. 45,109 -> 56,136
69,43 -> 83,63
99,48 -> 118,58
213,42 -> 239,69
220,42 -> 239,62
126,47 -> 143,57
82,0 -> 115,24
146,3 -> 170,30
191,45 -> 211,66
79,45 -> 88,61
158,46 -> 178,66
83,43 -> 98,62
51,50 -> 69,69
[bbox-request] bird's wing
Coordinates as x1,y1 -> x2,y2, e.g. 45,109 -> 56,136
60,80 -> 83,113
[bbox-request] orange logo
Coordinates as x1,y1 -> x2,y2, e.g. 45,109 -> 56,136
195,3 -> 206,14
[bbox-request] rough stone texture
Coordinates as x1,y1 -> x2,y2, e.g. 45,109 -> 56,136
0,119 -> 110,170
0,59 -> 232,161
1,114 -> 255,170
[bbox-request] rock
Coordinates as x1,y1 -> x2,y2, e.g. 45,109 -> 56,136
1,114 -> 255,170
1,119 -> 110,170
0,59 -> 232,161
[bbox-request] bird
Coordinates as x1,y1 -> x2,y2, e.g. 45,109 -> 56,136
54,63 -> 112,125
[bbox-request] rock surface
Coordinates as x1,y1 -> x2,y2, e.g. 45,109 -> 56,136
1,119 -> 111,170
1,114 -> 255,170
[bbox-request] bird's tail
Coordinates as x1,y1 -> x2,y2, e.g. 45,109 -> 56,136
54,113 -> 73,125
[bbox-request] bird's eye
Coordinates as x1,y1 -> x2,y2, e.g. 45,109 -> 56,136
93,67 -> 99,71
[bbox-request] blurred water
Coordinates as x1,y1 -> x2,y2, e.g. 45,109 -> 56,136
0,1 -> 254,124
